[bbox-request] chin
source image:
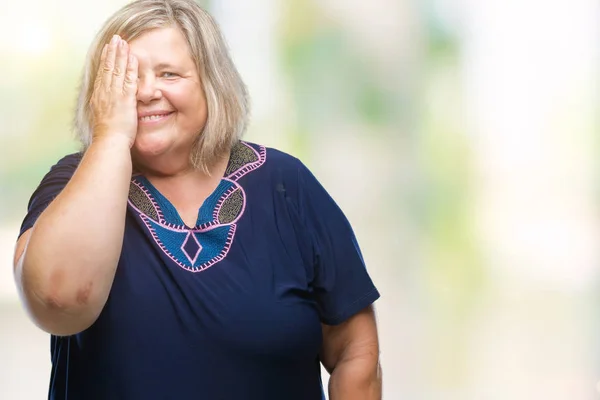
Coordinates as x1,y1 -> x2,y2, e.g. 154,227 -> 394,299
133,132 -> 173,158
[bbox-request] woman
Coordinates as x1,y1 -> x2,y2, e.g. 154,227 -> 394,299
13,0 -> 381,399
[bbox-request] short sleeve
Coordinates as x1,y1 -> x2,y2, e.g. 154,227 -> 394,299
296,161 -> 380,325
18,153 -> 82,238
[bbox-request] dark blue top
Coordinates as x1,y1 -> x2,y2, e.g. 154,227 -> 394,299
19,141 -> 380,400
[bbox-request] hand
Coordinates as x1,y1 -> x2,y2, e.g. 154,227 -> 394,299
90,35 -> 138,148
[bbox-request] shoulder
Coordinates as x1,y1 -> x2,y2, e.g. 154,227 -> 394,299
49,152 -> 83,171
32,152 -> 83,183
240,141 -> 331,201
20,152 -> 84,228
240,140 -> 307,178
236,141 -> 322,202
241,141 -> 302,166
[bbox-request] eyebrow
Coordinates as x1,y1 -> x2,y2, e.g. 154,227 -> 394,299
155,63 -> 179,70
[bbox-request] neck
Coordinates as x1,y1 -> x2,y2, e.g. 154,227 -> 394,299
134,150 -> 230,184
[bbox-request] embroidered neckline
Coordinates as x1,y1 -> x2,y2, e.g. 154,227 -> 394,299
126,141 -> 266,272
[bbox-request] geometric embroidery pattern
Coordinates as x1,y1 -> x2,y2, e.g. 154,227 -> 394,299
127,141 -> 266,272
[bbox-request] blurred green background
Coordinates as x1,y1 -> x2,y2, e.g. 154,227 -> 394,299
1,0 -> 599,398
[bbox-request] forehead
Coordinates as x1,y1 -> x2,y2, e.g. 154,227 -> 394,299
129,27 -> 195,68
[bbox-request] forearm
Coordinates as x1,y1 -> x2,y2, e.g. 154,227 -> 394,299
328,358 -> 382,400
17,136 -> 132,335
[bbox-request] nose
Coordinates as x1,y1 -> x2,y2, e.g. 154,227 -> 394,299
136,75 -> 162,104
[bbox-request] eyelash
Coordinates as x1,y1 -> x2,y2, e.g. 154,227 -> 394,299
161,72 -> 178,78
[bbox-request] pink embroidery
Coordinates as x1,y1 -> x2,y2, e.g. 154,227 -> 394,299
128,142 -> 266,272
181,231 -> 202,265
131,179 -> 164,223
227,144 -> 267,181
213,179 -> 247,225
139,215 -> 233,273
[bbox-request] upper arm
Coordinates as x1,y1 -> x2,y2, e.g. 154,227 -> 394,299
320,304 -> 380,373
14,154 -> 81,272
291,159 -> 381,372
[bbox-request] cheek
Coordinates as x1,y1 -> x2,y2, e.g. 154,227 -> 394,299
163,85 -> 206,114
163,91 -> 207,139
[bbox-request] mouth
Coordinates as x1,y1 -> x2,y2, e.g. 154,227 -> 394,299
138,112 -> 174,124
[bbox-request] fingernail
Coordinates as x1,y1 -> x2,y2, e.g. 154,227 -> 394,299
111,35 -> 119,44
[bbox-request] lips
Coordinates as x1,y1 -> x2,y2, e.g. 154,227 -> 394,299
138,111 -> 174,123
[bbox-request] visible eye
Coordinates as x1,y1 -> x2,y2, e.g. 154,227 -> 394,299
160,72 -> 179,78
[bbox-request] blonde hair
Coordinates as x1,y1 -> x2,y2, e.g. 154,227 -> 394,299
74,0 -> 250,172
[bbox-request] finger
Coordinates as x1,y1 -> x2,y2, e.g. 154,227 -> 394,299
111,39 -> 128,92
124,53 -> 138,97
102,35 -> 120,90
93,44 -> 108,92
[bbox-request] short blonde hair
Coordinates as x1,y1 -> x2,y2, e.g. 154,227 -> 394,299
74,0 -> 250,171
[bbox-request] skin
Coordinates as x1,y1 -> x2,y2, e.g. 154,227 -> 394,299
13,26 -> 381,399
321,306 -> 382,399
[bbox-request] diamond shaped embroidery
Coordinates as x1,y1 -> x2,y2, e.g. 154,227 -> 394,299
181,232 -> 202,265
